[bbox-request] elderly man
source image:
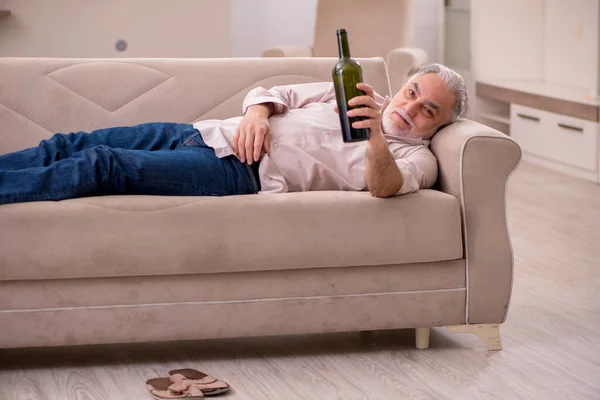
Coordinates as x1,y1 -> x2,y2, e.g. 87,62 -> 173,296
0,63 -> 468,205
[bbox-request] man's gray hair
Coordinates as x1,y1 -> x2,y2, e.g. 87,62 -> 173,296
408,63 -> 469,123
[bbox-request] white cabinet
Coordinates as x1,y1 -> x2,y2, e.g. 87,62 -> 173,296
472,0 -> 600,184
511,105 -> 599,176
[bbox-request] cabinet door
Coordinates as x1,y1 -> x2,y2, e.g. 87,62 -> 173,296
510,104 -> 545,157
511,104 -> 599,172
545,112 -> 599,172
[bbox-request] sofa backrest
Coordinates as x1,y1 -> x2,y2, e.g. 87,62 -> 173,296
0,57 -> 391,155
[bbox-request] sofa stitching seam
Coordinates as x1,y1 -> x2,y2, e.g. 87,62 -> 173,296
0,102 -> 53,136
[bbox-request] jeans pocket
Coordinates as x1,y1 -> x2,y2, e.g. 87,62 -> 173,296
180,132 -> 203,148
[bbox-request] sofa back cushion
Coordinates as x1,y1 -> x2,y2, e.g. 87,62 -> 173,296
0,57 -> 391,155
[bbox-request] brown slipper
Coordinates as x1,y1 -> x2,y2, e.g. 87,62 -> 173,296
146,377 -> 204,399
169,369 -> 230,396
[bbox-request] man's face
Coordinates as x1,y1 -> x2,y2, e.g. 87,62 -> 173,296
381,73 -> 456,140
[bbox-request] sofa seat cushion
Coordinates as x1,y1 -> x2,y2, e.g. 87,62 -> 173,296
0,190 -> 463,281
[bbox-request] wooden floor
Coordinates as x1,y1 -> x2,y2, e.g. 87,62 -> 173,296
1,162 -> 599,400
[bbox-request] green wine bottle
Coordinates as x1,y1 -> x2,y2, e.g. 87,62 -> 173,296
332,28 -> 370,142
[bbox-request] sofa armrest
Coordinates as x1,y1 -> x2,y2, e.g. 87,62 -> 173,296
261,46 -> 314,57
430,119 -> 522,324
386,47 -> 428,93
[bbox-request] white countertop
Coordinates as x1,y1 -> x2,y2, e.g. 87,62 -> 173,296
477,79 -> 599,107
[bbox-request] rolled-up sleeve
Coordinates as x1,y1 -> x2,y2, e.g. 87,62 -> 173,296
242,87 -> 289,115
395,148 -> 438,195
242,82 -> 337,115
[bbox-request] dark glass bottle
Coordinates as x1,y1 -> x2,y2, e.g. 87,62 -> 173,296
332,28 -> 370,142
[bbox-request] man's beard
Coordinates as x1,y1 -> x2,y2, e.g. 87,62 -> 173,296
381,108 -> 435,139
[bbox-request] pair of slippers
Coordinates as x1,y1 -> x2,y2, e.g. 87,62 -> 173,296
146,368 -> 231,399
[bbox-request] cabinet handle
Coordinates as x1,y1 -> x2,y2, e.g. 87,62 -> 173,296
557,123 -> 584,133
517,113 -> 540,122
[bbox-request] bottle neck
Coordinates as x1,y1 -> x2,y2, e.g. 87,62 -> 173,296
337,32 -> 351,59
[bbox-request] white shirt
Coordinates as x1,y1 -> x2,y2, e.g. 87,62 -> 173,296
193,82 -> 438,195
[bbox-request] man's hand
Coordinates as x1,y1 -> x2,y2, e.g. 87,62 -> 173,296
345,83 -> 384,136
233,104 -> 273,164
344,83 -> 403,198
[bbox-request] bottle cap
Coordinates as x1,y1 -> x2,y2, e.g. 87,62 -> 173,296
336,29 -> 347,36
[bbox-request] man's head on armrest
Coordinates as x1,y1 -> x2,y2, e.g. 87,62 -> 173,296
382,63 -> 470,141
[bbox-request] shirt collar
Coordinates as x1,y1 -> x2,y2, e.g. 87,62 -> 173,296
383,133 -> 430,147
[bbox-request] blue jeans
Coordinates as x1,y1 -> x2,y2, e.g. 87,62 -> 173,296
0,123 -> 257,204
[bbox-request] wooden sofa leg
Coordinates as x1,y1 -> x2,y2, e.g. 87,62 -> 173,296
446,324 -> 502,351
415,328 -> 430,350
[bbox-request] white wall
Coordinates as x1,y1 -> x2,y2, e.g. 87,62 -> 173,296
0,0 -> 231,58
471,0 -> 545,82
544,0 -> 598,93
471,0 -> 599,96
413,0 -> 443,63
231,0 -> 440,60
0,0 -> 443,63
231,0 -> 317,57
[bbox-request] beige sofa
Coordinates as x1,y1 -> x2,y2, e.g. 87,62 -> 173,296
0,57 -> 521,350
